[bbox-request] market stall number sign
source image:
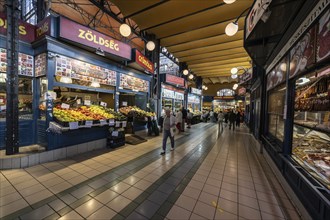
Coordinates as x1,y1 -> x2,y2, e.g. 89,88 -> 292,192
59,17 -> 131,60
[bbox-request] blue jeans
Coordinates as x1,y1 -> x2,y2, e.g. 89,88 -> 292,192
162,129 -> 174,151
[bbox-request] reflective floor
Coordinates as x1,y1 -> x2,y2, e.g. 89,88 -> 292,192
0,123 -> 301,219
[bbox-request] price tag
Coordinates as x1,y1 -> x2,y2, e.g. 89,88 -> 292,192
122,121 -> 127,128
115,121 -> 121,127
109,119 -> 115,126
100,119 -> 107,125
85,120 -> 93,127
61,103 -> 70,109
76,99 -> 81,105
0,105 -> 6,111
69,122 -> 79,130
154,116 -> 157,121
84,100 -> 91,106
145,117 -> 148,121
112,131 -> 119,137
100,102 -> 107,107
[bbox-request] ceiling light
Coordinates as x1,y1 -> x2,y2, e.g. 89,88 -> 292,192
119,23 -> 131,37
162,47 -> 167,53
146,41 -> 156,51
296,77 -> 310,85
205,87 -> 208,90
175,58 -> 179,62
202,85 -> 205,89
188,74 -> 194,79
223,0 -> 236,4
280,63 -> 287,72
183,69 -> 189,75
231,67 -> 238,75
233,86 -> 237,90
233,83 -> 238,88
231,74 -> 238,79
225,22 -> 238,36
90,81 -> 101,88
60,76 -> 72,84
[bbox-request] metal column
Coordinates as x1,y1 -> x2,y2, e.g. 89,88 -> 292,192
6,0 -> 20,155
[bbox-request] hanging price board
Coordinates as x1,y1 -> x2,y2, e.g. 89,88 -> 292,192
145,117 -> 148,121
76,99 -> 81,105
61,103 -> 70,109
84,100 -> 91,106
69,122 -> 79,130
112,131 -> 119,137
115,121 -> 121,127
100,102 -> 107,107
109,119 -> 115,126
85,120 -> 93,127
122,121 -> 127,128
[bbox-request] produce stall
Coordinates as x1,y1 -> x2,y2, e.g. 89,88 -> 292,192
187,87 -> 202,112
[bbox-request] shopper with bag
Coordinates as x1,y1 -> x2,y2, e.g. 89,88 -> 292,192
160,108 -> 176,155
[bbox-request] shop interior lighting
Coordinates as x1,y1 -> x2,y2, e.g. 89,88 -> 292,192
119,23 -> 131,37
188,74 -> 194,79
146,41 -> 156,51
90,81 -> 101,88
183,69 -> 189,75
280,63 -> 287,72
60,76 -> 72,84
233,83 -> 238,88
223,0 -> 236,4
225,7 -> 250,36
162,47 -> 167,53
296,77 -> 310,85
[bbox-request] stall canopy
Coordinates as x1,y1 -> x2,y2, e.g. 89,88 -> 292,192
244,0 -> 315,69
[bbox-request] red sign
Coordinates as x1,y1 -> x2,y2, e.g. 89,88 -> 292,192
35,16 -> 51,40
135,50 -> 154,73
165,74 -> 185,87
59,17 -> 131,60
0,14 -> 35,43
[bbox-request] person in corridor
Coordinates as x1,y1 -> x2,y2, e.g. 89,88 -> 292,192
175,109 -> 182,134
228,109 -> 236,131
218,110 -> 224,130
161,108 -> 176,155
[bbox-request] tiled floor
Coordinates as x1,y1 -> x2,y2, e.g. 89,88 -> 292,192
0,123 -> 301,219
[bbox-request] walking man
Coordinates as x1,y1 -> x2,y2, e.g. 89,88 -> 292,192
161,109 -> 176,155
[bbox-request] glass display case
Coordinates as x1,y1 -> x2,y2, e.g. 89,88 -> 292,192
267,84 -> 286,142
292,69 -> 330,189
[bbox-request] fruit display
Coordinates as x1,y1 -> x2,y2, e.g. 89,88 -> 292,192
105,108 -> 126,121
119,106 -> 156,120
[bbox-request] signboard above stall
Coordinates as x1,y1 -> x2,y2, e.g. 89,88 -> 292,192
188,94 -> 200,104
267,56 -> 287,91
59,17 -> 131,60
0,13 -> 35,43
130,49 -> 154,74
162,88 -> 175,99
160,53 -> 179,75
175,92 -> 184,100
165,74 -> 185,87
239,70 -> 253,85
190,87 -> 202,96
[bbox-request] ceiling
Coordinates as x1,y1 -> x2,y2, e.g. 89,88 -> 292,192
111,0 -> 253,85
1,0 -> 254,87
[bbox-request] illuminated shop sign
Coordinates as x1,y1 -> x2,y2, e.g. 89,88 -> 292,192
133,49 -> 154,73
165,74 -> 185,87
0,13 -> 35,43
190,87 -> 202,95
59,17 -> 131,60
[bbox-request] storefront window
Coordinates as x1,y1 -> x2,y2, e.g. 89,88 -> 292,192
292,70 -> 330,188
0,77 -> 33,120
267,84 -> 286,142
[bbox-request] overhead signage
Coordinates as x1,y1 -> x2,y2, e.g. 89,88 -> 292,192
316,10 -> 330,63
239,71 -> 253,84
0,13 -> 35,43
166,74 -> 185,87
188,94 -> 200,104
35,16 -> 51,40
191,87 -> 202,96
214,96 -> 235,100
266,0 -> 329,73
59,17 -> 131,60
160,54 -> 179,75
246,0 -> 272,39
267,56 -> 287,91
162,88 -> 175,99
174,92 -> 184,100
133,49 -> 154,73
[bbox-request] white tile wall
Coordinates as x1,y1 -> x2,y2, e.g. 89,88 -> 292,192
1,139 -> 108,169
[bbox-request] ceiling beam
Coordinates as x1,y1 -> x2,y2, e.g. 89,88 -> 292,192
178,46 -> 244,59
191,62 -> 251,71
189,57 -> 250,68
187,52 -> 249,65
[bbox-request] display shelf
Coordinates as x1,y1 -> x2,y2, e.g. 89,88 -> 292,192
294,121 -> 330,134
292,124 -> 330,189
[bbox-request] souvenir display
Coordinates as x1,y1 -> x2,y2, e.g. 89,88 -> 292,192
55,55 -> 117,86
119,74 -> 149,92
35,53 -> 47,77
0,48 -> 34,76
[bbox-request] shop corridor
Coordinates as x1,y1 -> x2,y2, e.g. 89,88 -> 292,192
0,123 -> 301,220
